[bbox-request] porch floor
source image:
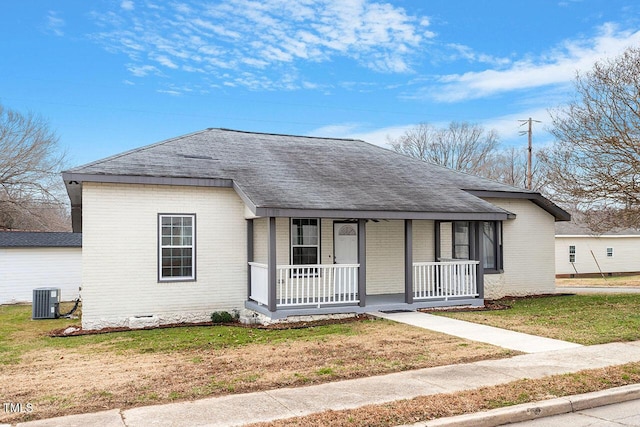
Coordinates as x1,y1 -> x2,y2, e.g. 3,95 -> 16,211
245,293 -> 483,320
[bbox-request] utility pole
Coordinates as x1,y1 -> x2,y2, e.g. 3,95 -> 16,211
519,117 -> 541,190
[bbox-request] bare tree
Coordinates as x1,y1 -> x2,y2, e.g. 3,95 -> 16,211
0,104 -> 69,231
489,146 -> 551,192
540,46 -> 640,230
387,122 -> 439,161
389,121 -> 501,176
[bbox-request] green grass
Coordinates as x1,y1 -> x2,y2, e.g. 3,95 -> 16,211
0,303 -> 359,364
0,303 -> 82,364
438,294 -> 640,345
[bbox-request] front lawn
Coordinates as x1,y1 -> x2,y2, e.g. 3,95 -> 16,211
0,304 -> 514,423
437,294 -> 640,345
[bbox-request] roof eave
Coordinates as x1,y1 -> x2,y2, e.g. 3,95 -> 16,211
252,207 -> 511,221
466,190 -> 571,222
62,172 -> 234,188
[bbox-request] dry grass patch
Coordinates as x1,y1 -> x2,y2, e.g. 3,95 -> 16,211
0,315 -> 515,424
557,274 -> 640,287
247,362 -> 640,427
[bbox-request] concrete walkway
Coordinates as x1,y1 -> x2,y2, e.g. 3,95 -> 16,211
372,311 -> 583,353
12,341 -> 640,427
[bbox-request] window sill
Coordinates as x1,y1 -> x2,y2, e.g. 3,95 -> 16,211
158,278 -> 197,283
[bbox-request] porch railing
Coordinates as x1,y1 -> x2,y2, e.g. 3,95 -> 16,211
413,260 -> 479,300
249,262 -> 270,306
249,263 -> 360,308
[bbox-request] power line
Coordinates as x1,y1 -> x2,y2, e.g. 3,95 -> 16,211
518,117 -> 541,190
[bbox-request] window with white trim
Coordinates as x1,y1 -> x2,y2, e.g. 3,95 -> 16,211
606,247 -> 614,258
159,214 -> 195,281
291,218 -> 319,265
569,245 -> 576,263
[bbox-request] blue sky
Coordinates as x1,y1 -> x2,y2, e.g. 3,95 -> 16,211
2,0 -> 640,167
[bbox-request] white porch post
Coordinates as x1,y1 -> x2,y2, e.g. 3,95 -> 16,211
404,219 -> 413,304
267,216 -> 277,312
357,219 -> 366,307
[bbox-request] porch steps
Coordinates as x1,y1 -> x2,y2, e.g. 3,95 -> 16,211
370,311 -> 583,353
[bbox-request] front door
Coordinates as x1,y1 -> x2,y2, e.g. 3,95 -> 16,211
334,222 -> 358,264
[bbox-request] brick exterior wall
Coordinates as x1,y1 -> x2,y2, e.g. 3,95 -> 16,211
81,183 -> 247,330
482,198 -> 557,298
251,219 -> 437,297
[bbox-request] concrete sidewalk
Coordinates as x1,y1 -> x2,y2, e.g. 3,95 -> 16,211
372,311 -> 583,353
13,341 -> 640,427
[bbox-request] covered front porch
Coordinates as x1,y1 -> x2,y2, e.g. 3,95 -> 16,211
245,216 -> 496,319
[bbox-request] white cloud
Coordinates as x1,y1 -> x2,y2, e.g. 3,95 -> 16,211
120,1 -> 134,11
89,0 -> 435,89
153,54 -> 179,69
45,11 -> 65,37
426,23 -> 640,102
127,64 -> 159,77
445,43 -> 512,67
157,89 -> 181,96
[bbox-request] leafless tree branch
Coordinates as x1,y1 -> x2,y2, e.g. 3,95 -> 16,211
540,46 -> 640,230
0,103 -> 69,231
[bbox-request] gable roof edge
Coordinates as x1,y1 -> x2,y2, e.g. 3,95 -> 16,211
466,190 -> 571,221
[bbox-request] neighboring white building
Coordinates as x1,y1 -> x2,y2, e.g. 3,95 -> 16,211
555,222 -> 640,277
63,128 -> 570,330
0,232 -> 82,304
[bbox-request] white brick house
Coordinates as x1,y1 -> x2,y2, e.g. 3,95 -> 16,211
63,128 -> 570,330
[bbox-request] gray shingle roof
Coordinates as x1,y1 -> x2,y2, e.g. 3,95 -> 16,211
0,232 -> 82,248
64,128 -> 567,220
555,221 -> 640,236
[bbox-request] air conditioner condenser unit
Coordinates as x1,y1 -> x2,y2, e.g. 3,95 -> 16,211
32,288 -> 61,319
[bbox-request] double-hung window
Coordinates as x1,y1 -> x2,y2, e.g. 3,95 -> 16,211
159,214 -> 195,281
291,218 -> 319,276
451,221 -> 502,272
291,218 -> 319,264
606,247 -> 614,258
569,245 -> 576,263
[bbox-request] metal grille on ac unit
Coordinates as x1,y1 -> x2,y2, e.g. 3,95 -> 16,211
32,288 -> 61,319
